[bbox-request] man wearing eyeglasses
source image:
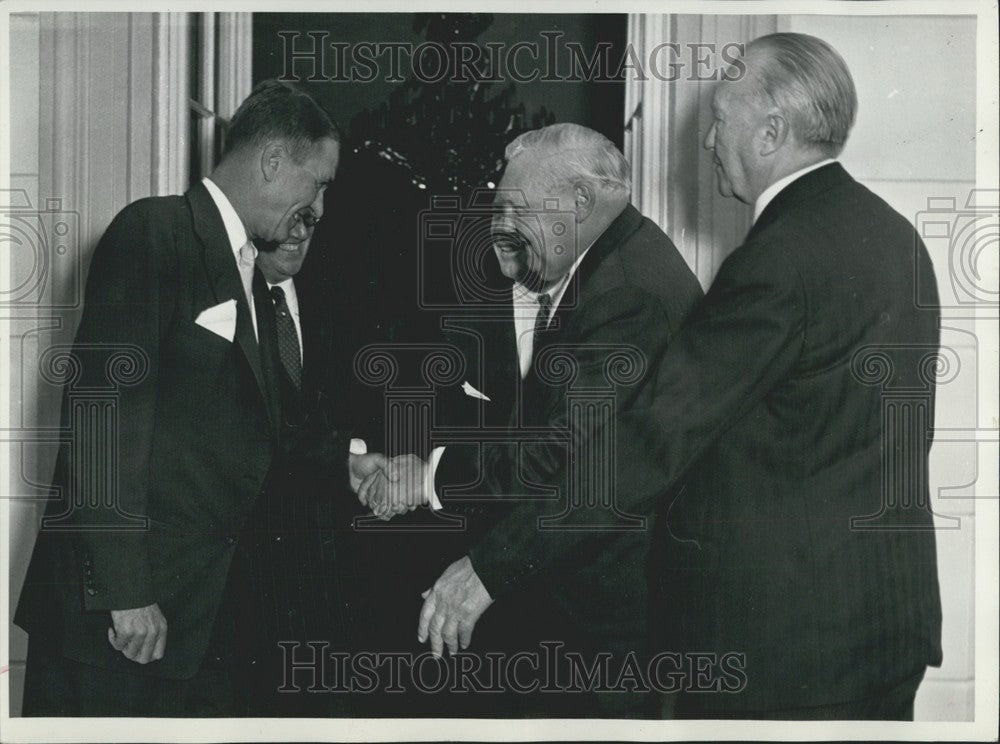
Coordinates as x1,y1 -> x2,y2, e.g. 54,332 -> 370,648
228,212 -> 366,716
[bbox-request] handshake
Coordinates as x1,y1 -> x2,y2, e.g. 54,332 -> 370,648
347,453 -> 433,520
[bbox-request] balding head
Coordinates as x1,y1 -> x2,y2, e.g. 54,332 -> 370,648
704,32 -> 856,204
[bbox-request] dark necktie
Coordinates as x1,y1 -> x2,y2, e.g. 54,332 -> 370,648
270,285 -> 302,391
533,292 -> 553,352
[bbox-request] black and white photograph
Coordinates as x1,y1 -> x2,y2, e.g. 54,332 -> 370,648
1,0 -> 997,741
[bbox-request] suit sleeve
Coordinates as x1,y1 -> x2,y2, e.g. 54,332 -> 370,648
466,284 -> 677,596
275,280 -> 361,487
469,238 -> 807,598
71,202 -> 174,611
281,425 -> 353,486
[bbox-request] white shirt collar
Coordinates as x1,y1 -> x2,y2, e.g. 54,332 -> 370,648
512,245 -> 593,320
753,158 -> 836,224
511,247 -> 592,379
202,177 -> 253,260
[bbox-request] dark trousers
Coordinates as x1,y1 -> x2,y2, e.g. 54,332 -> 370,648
238,481 -> 355,717
22,547 -> 253,718
348,585 -> 653,719
673,667 -> 926,720
21,638 -> 234,717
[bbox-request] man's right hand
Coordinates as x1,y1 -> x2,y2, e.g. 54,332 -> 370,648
359,454 -> 429,520
108,603 -> 168,664
348,451 -> 388,495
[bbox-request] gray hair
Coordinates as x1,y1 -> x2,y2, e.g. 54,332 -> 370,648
505,123 -> 631,196
746,32 -> 857,157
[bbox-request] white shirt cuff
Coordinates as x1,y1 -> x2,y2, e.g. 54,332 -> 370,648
426,446 -> 445,511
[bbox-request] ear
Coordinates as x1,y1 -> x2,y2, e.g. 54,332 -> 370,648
759,112 -> 790,156
260,141 -> 286,183
573,182 -> 595,223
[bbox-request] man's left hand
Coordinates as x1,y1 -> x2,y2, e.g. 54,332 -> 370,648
418,555 -> 494,657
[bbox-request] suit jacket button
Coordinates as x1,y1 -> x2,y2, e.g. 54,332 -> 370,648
86,587 -> 97,596
225,534 -> 237,546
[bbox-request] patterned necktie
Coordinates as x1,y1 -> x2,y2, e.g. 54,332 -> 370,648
237,242 -> 256,310
269,285 -> 302,391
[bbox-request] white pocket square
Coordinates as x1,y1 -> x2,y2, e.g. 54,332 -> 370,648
194,299 -> 237,342
462,381 -> 491,402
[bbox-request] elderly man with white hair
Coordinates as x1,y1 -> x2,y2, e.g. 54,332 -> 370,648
380,31 -> 944,721
487,33 -> 941,720
362,122 -> 703,717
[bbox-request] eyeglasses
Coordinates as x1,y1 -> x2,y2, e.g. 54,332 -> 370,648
296,209 -> 321,229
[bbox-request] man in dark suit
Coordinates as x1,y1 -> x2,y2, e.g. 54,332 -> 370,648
15,79 -> 386,716
364,123 -> 703,716
414,34 -> 944,719
236,229 -> 374,717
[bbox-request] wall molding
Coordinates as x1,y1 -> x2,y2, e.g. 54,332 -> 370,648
624,14 -> 775,289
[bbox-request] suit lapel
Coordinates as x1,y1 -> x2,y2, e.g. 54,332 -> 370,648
253,271 -> 286,437
523,204 -> 644,391
295,280 -> 322,393
186,182 -> 276,433
498,286 -> 519,384
486,287 -> 520,420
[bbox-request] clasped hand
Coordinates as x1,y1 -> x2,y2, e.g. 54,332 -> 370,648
347,458 -> 494,654
108,603 -> 167,664
348,452 -> 429,519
